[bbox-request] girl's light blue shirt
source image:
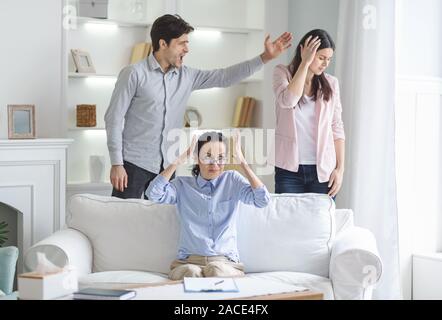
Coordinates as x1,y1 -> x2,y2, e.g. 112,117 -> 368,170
146,170 -> 270,262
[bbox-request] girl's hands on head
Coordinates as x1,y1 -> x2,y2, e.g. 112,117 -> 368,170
174,135 -> 197,166
300,35 -> 321,66
233,130 -> 246,165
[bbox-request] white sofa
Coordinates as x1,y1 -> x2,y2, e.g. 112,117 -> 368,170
24,193 -> 382,300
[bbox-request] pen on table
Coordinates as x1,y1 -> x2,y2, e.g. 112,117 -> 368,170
214,280 -> 224,286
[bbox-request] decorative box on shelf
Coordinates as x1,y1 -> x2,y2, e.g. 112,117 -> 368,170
78,0 -> 109,19
76,104 -> 97,127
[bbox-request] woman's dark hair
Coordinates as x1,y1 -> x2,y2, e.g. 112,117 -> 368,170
289,29 -> 335,104
192,131 -> 227,177
150,14 -> 194,52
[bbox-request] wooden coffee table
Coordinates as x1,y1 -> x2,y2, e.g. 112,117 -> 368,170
118,278 -> 323,300
233,290 -> 323,300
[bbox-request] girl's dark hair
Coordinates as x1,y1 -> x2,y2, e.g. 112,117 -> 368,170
150,14 -> 194,52
289,29 -> 335,104
192,131 -> 227,177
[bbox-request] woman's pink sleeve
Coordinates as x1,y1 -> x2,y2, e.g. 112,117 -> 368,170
273,65 -> 301,109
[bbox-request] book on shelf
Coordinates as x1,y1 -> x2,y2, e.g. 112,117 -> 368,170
232,96 -> 256,127
130,42 -> 152,64
238,97 -> 250,127
231,96 -> 244,127
73,288 -> 136,300
244,97 -> 256,127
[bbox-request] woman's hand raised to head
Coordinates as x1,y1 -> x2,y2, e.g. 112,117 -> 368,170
233,130 -> 246,165
300,35 -> 321,66
174,135 -> 197,166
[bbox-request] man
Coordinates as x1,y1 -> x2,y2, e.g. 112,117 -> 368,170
105,14 -> 292,199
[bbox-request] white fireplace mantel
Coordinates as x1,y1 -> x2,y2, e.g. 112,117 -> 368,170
0,139 -> 73,264
0,139 -> 73,148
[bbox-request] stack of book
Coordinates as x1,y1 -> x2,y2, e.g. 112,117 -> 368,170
231,96 -> 256,128
73,288 -> 137,300
130,42 -> 152,64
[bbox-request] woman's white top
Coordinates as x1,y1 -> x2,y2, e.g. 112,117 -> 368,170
295,95 -> 317,165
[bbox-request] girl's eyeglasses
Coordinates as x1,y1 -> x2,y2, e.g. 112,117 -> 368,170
200,156 -> 227,165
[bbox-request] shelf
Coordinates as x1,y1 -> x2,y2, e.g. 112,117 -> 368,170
73,16 -> 151,28
68,127 -> 105,131
240,78 -> 263,84
194,25 -> 264,34
69,73 -> 260,83
72,18 -> 261,33
69,127 -> 260,132
183,127 -> 260,131
69,73 -> 117,78
74,18 -> 262,32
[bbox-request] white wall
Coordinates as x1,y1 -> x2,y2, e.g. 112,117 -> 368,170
399,80 -> 442,300
0,0 -> 63,139
396,77 -> 442,300
396,0 -> 442,77
257,0 -> 289,191
288,0 -> 340,74
396,0 -> 442,300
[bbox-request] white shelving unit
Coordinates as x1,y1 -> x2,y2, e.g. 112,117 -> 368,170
68,127 -> 106,131
63,0 -> 271,192
74,16 -> 151,28
68,72 -> 261,82
63,0 -> 160,187
192,25 -> 263,34
68,72 -> 117,78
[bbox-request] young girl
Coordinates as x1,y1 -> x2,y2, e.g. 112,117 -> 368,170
272,29 -> 345,198
146,131 -> 269,280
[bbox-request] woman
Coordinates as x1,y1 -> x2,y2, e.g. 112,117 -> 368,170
272,29 -> 345,197
146,131 -> 269,280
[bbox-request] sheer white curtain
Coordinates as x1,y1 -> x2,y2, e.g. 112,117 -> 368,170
334,0 -> 401,299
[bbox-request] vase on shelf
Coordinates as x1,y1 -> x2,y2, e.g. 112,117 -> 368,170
89,155 -> 105,183
129,0 -> 146,21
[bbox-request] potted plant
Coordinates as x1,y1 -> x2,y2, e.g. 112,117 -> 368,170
0,221 -> 8,247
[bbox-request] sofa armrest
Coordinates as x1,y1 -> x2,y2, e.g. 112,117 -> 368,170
24,228 -> 92,276
329,227 -> 382,300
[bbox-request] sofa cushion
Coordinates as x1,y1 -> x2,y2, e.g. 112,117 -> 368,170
237,193 -> 335,277
67,195 -> 180,274
247,271 -> 334,300
78,270 -> 169,290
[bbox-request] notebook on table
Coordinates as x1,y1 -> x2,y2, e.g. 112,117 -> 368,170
73,288 -> 136,300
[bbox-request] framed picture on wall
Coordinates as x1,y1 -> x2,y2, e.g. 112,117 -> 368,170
8,105 -> 36,139
71,49 -> 96,73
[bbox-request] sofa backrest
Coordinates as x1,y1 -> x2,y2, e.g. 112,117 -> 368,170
67,193 -> 339,277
